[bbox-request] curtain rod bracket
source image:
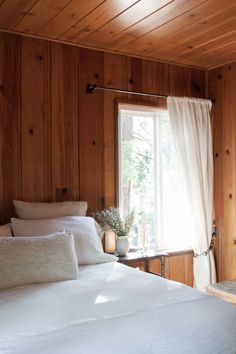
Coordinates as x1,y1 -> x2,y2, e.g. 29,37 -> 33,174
86,83 -> 97,94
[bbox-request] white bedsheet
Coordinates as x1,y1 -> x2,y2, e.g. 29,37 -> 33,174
1,262 -> 236,354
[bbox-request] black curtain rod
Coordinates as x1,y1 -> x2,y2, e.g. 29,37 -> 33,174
86,83 -> 215,103
86,83 -> 167,99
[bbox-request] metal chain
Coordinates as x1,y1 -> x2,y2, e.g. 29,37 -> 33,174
193,222 -> 216,258
160,256 -> 166,278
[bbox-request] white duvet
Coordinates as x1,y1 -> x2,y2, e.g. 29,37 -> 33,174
1,262 -> 236,354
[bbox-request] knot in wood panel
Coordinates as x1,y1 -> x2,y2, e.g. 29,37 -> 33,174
193,84 -> 201,92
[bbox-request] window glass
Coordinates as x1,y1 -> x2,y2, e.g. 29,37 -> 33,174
118,104 -> 191,250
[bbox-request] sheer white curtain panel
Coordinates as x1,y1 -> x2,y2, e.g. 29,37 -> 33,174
167,96 -> 216,291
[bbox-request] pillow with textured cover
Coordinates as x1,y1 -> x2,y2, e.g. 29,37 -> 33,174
0,232 -> 79,290
13,200 -> 88,219
11,216 -> 118,265
0,223 -> 12,237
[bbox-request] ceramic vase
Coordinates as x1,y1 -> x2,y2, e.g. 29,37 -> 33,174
116,236 -> 129,256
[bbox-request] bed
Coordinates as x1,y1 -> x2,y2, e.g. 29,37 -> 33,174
1,261 -> 236,354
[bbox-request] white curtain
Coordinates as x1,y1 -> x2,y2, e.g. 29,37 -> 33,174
167,96 -> 216,292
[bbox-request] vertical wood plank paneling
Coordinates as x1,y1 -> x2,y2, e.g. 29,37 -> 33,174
223,64 -> 236,280
141,59 -> 169,97
149,253 -> 193,286
168,255 -> 192,285
21,36 -> 51,201
103,52 -> 128,207
220,66 -> 235,281
209,63 -> 236,281
169,65 -> 206,97
127,57 -> 143,98
208,70 -> 224,281
127,57 -> 169,106
0,33 -> 21,223
191,68 -> 207,98
149,258 -> 162,275
222,66 -> 236,221
78,48 -> 104,215
186,253 -> 194,286
168,256 -> 186,283
169,65 -> 191,96
51,42 -> 79,201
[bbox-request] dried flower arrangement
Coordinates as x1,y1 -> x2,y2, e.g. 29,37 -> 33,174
95,207 -> 134,237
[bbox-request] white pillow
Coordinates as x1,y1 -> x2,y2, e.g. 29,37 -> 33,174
95,221 -> 104,239
0,232 -> 79,290
0,223 -> 12,237
11,216 -> 118,265
13,200 -> 88,219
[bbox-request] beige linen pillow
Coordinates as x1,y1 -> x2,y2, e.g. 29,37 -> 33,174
13,200 -> 88,219
0,232 -> 79,290
11,216 -> 118,265
0,223 -> 12,237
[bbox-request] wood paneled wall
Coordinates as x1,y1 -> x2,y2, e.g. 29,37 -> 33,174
208,64 -> 236,281
0,32 -> 206,285
150,252 -> 193,287
0,32 -> 206,222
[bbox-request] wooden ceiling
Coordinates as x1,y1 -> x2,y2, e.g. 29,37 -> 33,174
1,0 -> 236,69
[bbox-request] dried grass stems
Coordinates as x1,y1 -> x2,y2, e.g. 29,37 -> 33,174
95,207 -> 134,237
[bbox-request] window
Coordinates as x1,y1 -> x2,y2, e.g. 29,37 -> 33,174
118,103 -> 191,250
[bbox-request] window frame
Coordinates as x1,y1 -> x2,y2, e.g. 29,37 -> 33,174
116,99 -> 168,249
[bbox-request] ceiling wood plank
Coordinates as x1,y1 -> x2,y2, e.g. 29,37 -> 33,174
14,0 -> 72,34
38,0 -> 106,38
125,0 -> 235,57
59,0 -> 139,42
0,0 -> 37,29
108,0 -> 207,51
149,3 -> 236,59
171,20 -> 236,62
135,0 -> 232,57
1,0 -> 236,68
194,44 -> 236,68
77,0 -> 173,47
173,29 -> 236,64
